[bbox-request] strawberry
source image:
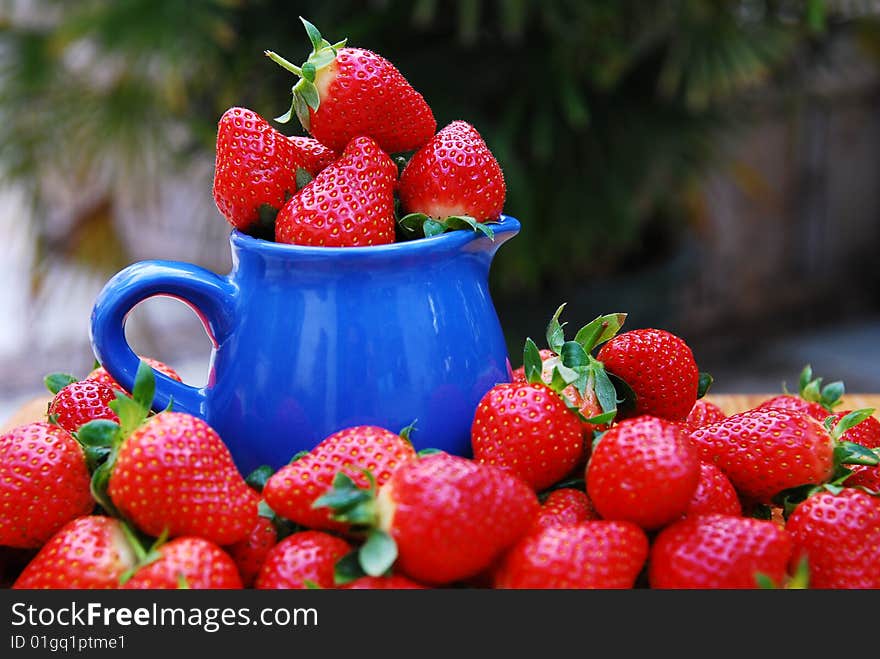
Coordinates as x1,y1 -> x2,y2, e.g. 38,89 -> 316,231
685,462 -> 742,518
107,411 -> 259,545
786,488 -> 880,589
274,136 -> 397,247
494,521 -> 649,589
87,357 -> 182,392
48,380 -> 119,433
471,381 -> 585,491
511,349 -> 556,383
122,537 -> 243,589
689,407 -> 877,503
596,328 -> 701,422
267,19 -> 435,154
649,514 -> 792,589
343,575 -> 427,589
13,516 -> 136,589
0,422 -> 94,548
398,121 -> 506,228
212,106 -> 336,233
255,531 -> 351,590
224,515 -> 278,588
755,395 -> 830,423
686,398 -> 726,429
316,452 -> 539,585
263,425 -> 416,532
586,416 -> 700,529
531,488 -> 599,533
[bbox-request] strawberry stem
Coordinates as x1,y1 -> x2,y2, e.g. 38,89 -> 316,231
264,50 -> 302,76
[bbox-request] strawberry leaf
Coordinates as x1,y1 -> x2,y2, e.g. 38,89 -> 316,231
560,341 -> 589,370
592,364 -> 619,416
334,550 -> 366,586
607,372 -> 637,417
830,408 -> 876,441
295,78 -> 320,112
245,465 -> 275,493
359,529 -> 397,577
423,219 -> 446,237
573,313 -> 627,353
300,16 -> 324,52
820,381 -> 845,410
44,373 -> 78,395
697,372 -> 714,399
398,420 -> 417,444
131,359 -> 156,414
545,303 -> 567,354
417,447 -> 442,457
301,61 -> 316,83
799,364 -> 814,395
444,216 -> 495,240
76,419 -> 121,448
523,338 -> 543,384
583,410 -> 617,426
90,457 -> 120,518
834,440 -> 879,466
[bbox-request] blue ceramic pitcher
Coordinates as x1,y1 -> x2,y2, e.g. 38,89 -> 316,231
90,215 -> 520,474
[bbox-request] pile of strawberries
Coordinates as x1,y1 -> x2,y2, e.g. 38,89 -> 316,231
211,18 -> 505,246
3,306 -> 879,589
3,19 -> 880,590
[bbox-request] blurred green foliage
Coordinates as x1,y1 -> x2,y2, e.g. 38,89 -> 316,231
0,0 -> 853,291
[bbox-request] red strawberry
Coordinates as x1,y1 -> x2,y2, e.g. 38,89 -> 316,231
532,488 -> 599,533
649,514 -> 792,589
263,425 -> 416,532
471,382 -> 585,491
686,398 -> 726,429
224,515 -> 278,588
212,106 -> 336,233
685,462 -> 742,518
267,19 -> 435,154
122,537 -> 243,589
689,408 -> 836,502
48,380 -> 119,433
399,121 -> 506,223
786,488 -> 880,588
275,136 -> 397,247
107,411 -> 258,545
0,422 -> 94,548
596,328 -> 700,422
13,516 -> 136,589
586,416 -> 700,529
343,575 -> 427,589
255,531 -> 351,589
755,395 -> 830,423
318,452 -> 539,585
494,521 -> 649,589
87,357 -> 182,393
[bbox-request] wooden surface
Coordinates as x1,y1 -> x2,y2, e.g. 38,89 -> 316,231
3,393 -> 880,435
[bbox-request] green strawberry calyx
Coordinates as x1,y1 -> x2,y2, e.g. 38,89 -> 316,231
43,372 -> 79,395
311,471 -> 399,585
265,17 -> 347,130
522,304 -> 630,426
398,212 -> 497,241
792,364 -> 845,411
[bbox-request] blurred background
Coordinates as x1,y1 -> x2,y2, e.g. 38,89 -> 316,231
1,0 -> 880,420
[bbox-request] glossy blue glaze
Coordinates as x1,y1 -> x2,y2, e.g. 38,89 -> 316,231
90,215 -> 519,474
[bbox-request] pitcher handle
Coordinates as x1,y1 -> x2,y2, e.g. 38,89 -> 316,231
89,260 -> 238,416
